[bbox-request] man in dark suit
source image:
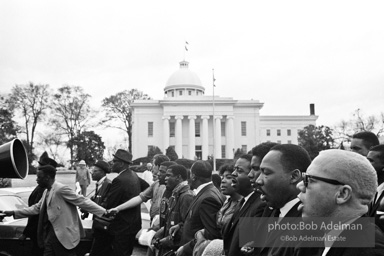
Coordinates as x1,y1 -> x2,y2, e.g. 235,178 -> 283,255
172,160 -> 224,256
84,160 -> 112,256
256,144 -> 311,256
367,145 -> 384,232
106,149 -> 142,256
296,149 -> 384,255
222,154 -> 265,256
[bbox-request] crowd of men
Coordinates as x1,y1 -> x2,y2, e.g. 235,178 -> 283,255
2,130 -> 384,256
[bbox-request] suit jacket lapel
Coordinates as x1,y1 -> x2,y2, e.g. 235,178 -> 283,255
184,183 -> 213,219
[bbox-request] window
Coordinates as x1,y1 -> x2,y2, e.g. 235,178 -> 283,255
277,129 -> 281,136
221,145 -> 226,158
277,140 -> 281,144
148,122 -> 153,137
287,140 -> 292,144
287,129 -> 291,136
148,145 -> 154,152
221,122 -> 226,137
188,90 -> 192,95
171,91 -> 174,97
179,90 -> 183,96
241,145 -> 247,153
195,146 -> 202,160
170,122 -> 175,137
241,121 -> 247,136
195,122 -> 200,137
266,129 -> 271,136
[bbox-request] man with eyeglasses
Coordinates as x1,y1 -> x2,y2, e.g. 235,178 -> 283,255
296,149 -> 384,255
256,144 -> 311,256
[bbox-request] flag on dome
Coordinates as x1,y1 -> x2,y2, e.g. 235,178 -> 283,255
185,41 -> 189,51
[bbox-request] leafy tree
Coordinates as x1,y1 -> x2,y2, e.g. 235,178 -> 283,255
50,85 -> 94,164
101,89 -> 151,153
7,82 -> 50,156
298,125 -> 335,159
68,130 -> 105,166
147,146 -> 162,161
0,107 -> 18,144
166,146 -> 178,161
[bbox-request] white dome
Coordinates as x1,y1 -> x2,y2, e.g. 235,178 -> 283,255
164,61 -> 205,96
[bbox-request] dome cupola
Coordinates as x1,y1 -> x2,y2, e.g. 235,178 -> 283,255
164,61 -> 205,98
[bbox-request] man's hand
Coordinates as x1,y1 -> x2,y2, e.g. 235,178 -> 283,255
240,241 -> 255,255
169,224 -> 180,238
1,210 -> 14,217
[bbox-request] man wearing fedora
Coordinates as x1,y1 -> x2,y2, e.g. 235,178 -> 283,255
81,160 -> 112,256
106,149 -> 142,256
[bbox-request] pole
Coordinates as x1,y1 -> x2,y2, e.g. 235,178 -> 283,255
212,69 -> 216,172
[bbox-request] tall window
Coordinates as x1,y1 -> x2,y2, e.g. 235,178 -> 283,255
195,122 -> 200,137
221,145 -> 226,158
148,122 -> 153,137
277,129 -> 281,136
188,90 -> 192,95
241,121 -> 247,136
266,129 -> 271,136
170,122 -> 175,137
277,140 -> 281,144
179,90 -> 183,96
287,140 -> 292,144
241,145 -> 247,153
287,129 -> 291,136
221,122 -> 226,137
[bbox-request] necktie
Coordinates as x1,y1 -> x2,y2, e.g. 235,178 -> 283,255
95,183 -> 99,195
272,208 -> 280,218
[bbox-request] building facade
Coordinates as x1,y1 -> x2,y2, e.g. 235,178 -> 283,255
132,60 -> 317,160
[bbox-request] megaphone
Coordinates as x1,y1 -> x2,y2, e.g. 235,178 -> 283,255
0,138 -> 29,179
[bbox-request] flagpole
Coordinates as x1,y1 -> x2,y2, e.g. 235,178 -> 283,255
212,69 -> 216,172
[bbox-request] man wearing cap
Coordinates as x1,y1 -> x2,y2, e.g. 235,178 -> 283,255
106,149 -> 142,256
83,160 -> 112,256
76,160 -> 91,196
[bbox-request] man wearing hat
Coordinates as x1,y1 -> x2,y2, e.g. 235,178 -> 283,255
85,160 -> 113,256
106,149 -> 142,256
76,160 -> 91,196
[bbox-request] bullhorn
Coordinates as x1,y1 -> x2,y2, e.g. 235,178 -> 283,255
0,139 -> 29,179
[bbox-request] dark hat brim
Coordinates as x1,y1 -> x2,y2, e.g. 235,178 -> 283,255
113,154 -> 133,164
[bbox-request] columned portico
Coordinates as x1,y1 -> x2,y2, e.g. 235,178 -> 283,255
226,116 -> 235,159
175,115 -> 183,157
201,115 -> 210,160
188,115 -> 196,159
162,116 -> 170,152
214,116 -> 222,159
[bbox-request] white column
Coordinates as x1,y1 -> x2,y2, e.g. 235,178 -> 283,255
201,115 -> 209,160
162,116 -> 170,152
226,116 -> 235,159
175,115 -> 183,157
215,116 -> 222,159
188,116 -> 196,159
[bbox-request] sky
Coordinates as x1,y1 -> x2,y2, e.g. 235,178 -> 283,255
1,0 -> 383,130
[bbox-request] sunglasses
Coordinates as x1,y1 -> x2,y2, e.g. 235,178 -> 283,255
302,173 -> 345,188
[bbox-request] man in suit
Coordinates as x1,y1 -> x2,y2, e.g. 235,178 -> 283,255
256,144 -> 311,256
172,160 -> 224,256
350,131 -> 379,156
106,149 -> 142,256
296,149 -> 384,255
367,145 -> 384,231
2,164 -> 106,256
85,160 -> 112,256
222,154 -> 265,256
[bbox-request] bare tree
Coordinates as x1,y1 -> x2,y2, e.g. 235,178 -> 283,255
333,109 -> 384,143
101,89 -> 151,153
50,85 -> 94,165
8,82 -> 50,157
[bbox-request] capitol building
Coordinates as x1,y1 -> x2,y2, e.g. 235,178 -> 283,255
131,60 -> 317,160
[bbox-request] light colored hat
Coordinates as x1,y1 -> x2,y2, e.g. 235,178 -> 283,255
79,160 -> 86,165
